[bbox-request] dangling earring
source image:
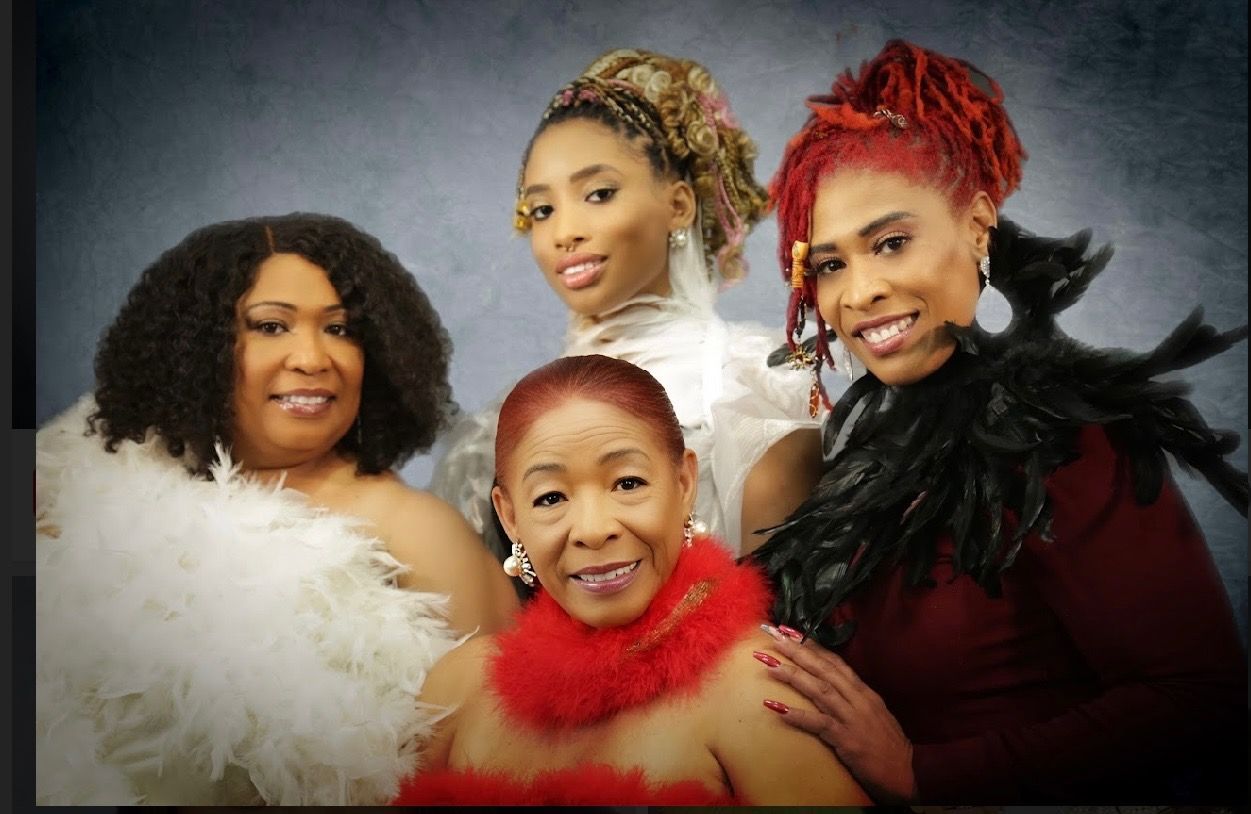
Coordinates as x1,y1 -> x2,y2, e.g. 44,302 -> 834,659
503,540 -> 536,586
841,345 -> 855,384
355,415 -> 364,447
808,358 -> 823,417
668,227 -> 689,250
682,514 -> 696,548
978,255 -> 991,283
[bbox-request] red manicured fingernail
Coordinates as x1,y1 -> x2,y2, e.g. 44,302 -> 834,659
752,650 -> 781,668
763,699 -> 790,714
778,625 -> 805,642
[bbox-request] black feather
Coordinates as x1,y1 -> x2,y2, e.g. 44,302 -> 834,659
753,218 -> 1248,648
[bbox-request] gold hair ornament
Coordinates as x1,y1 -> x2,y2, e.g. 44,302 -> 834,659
790,240 -> 809,289
873,106 -> 908,129
513,202 -> 531,234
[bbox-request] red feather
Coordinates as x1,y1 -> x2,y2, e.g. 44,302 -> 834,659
394,764 -> 739,805
488,536 -> 772,729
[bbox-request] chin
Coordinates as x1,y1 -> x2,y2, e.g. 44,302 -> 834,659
863,338 -> 959,387
563,291 -> 622,318
565,589 -> 652,630
263,432 -> 343,460
580,605 -> 647,630
278,432 -> 343,452
546,280 -> 626,318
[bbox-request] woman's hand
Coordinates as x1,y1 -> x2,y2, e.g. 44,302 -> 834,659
757,625 -> 917,803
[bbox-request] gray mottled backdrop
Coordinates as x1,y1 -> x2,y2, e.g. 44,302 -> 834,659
36,0 -> 1247,635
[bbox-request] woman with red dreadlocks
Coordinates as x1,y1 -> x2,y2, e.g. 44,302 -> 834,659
749,41 -> 1247,803
432,49 -> 823,566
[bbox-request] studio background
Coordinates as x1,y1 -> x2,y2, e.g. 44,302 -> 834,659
36,0 -> 1248,635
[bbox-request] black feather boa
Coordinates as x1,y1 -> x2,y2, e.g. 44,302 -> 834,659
753,218 -> 1248,648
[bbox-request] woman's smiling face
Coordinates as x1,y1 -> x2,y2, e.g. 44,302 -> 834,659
492,397 -> 697,629
520,118 -> 694,318
809,169 -> 995,386
231,252 -> 364,469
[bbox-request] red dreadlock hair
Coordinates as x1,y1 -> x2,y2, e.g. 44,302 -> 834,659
770,40 -> 1027,405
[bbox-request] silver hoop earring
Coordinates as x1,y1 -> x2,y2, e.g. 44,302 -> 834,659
841,346 -> 855,383
668,227 -> 689,250
978,255 -> 991,282
502,540 -> 536,586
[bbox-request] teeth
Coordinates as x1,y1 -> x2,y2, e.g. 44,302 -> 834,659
563,261 -> 598,275
576,562 -> 638,583
863,316 -> 916,344
277,395 -> 331,405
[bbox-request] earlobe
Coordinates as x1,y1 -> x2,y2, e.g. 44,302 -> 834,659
491,485 -> 519,544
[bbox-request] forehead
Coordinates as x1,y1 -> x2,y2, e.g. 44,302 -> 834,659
506,398 -> 665,475
523,118 -> 652,185
241,253 -> 338,304
812,169 -> 953,239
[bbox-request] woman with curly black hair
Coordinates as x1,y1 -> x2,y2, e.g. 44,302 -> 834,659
36,213 -> 516,806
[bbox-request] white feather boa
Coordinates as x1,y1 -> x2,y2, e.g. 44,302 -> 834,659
35,396 -> 457,805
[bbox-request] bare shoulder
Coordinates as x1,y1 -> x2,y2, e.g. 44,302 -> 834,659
692,628 -> 791,738
704,626 -> 787,707
705,627 -> 869,805
367,477 -> 470,535
740,428 -> 823,554
709,631 -> 841,730
422,633 -> 494,708
313,470 -> 445,534
361,479 -> 484,565
374,483 -> 519,632
418,632 -> 496,771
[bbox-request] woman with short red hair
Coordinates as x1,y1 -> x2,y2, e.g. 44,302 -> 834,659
396,354 -> 869,805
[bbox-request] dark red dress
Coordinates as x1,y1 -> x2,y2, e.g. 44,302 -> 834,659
831,425 -> 1247,801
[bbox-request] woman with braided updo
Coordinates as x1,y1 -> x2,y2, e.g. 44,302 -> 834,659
746,41 -> 1247,803
432,49 -> 823,564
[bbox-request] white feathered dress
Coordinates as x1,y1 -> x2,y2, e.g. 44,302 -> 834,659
431,294 -> 820,556
35,396 -> 457,805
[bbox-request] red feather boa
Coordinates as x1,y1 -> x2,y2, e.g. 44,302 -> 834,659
487,536 -> 772,729
394,764 -> 737,805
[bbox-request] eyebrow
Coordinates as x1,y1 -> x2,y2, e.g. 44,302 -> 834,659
521,163 -> 620,198
809,210 -> 916,255
599,447 -> 648,465
519,447 -> 649,483
521,461 -> 563,482
243,302 -> 346,314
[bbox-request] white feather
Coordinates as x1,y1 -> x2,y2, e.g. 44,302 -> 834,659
36,396 -> 457,805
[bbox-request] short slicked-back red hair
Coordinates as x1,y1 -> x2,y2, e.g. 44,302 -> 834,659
771,40 -> 1027,392
494,355 -> 685,484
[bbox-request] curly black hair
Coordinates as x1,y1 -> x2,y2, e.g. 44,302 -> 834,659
91,212 -> 456,477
